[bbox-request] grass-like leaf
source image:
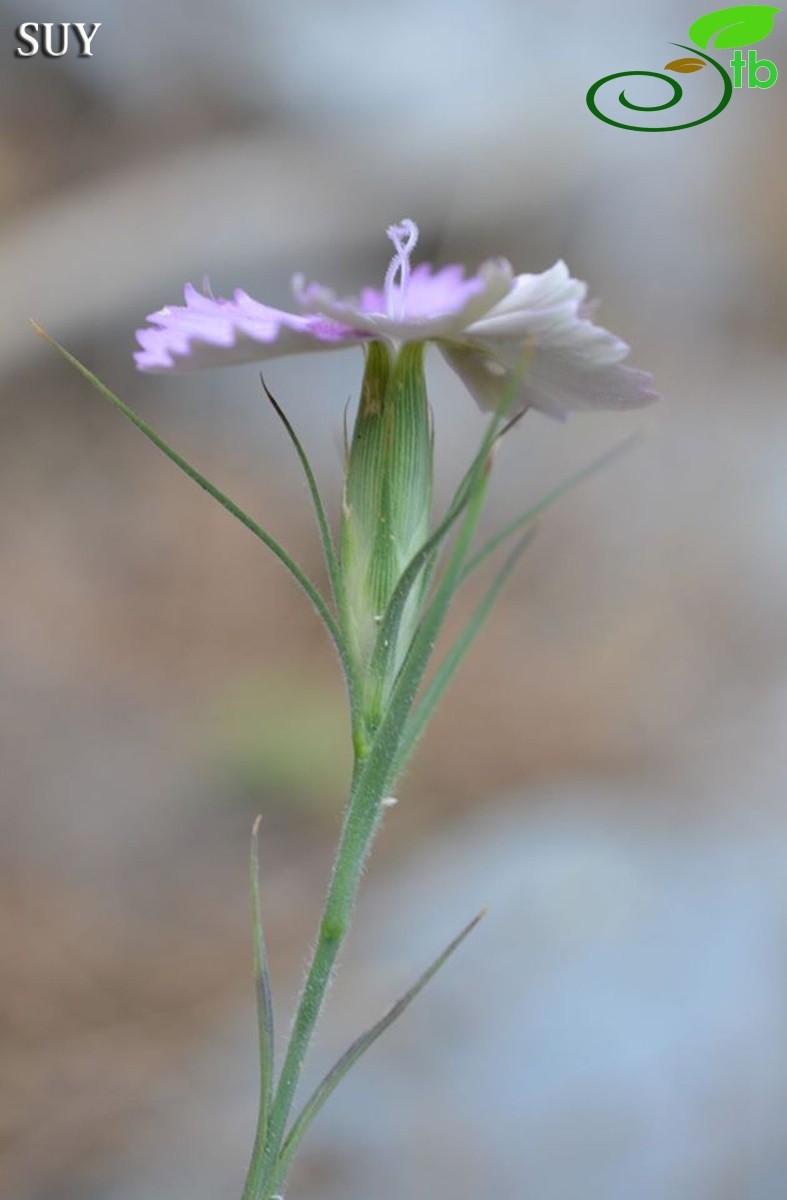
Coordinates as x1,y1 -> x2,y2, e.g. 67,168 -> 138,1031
272,910 -> 486,1191
388,435 -> 643,775
369,400 -> 527,691
241,817 -> 277,1200
372,425 -> 497,792
388,433 -> 644,778
392,529 -> 537,780
34,324 -> 354,678
250,817 -> 275,1140
460,431 -> 642,585
260,374 -> 362,731
368,362 -> 532,692
356,381 -> 517,787
366,435 -> 492,700
260,374 -> 342,611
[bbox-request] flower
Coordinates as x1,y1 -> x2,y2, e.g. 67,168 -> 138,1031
135,218 -> 657,418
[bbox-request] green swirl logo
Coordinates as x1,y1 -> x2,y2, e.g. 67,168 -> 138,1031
586,5 -> 780,132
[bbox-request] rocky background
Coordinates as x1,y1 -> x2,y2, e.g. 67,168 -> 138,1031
2,2 -> 787,1197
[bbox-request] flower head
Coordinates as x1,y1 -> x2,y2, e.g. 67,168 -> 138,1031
135,219 -> 657,418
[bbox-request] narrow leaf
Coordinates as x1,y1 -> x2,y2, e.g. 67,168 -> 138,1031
261,374 -> 342,610
460,431 -> 642,585
391,433 -> 642,780
366,428 -> 497,695
275,910 -> 486,1183
362,366 -> 526,797
33,325 -> 351,673
689,4 -> 779,50
250,816 -> 275,1144
665,57 -> 707,72
392,530 -> 536,779
370,427 -> 496,788
260,375 -> 361,729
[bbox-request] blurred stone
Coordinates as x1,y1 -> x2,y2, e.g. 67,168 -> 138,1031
3,5 -> 787,1196
86,783 -> 787,1200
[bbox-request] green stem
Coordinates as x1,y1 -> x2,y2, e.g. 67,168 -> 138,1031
247,734 -> 400,1199
270,910 -> 485,1195
248,418 -> 502,1198
244,367 -> 527,1198
241,819 -> 276,1200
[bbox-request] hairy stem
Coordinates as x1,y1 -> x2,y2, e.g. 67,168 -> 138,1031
245,732 -> 400,1199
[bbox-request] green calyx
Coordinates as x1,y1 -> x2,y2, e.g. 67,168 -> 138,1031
340,340 -> 433,714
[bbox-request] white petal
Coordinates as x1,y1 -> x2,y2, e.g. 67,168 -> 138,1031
439,336 -> 657,420
439,260 -> 658,417
463,260 -> 587,342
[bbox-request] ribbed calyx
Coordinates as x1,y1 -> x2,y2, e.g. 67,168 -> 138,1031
340,341 -> 433,707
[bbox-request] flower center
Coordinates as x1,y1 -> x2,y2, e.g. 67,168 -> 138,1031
383,218 -> 419,320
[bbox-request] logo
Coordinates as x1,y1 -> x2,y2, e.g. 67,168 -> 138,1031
586,4 -> 779,131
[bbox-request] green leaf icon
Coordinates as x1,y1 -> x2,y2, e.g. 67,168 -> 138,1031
689,4 -> 780,49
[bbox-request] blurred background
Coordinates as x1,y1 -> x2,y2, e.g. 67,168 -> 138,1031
2,1 -> 787,1197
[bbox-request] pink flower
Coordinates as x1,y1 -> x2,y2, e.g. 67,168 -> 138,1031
135,219 -> 657,418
